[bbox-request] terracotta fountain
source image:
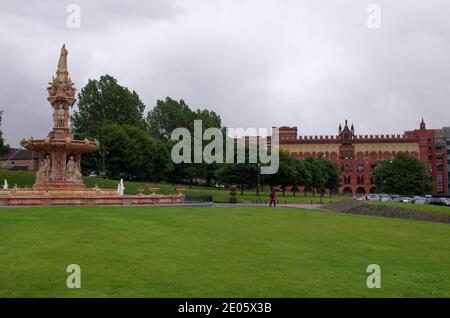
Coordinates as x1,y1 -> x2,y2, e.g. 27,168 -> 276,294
0,45 -> 184,206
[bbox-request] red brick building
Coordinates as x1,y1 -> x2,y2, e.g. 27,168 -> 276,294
276,119 -> 448,195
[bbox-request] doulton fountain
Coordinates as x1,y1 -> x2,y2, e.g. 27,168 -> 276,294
0,45 -> 184,206
22,44 -> 99,189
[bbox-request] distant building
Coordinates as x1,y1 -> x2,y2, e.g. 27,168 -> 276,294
275,119 -> 448,195
435,127 -> 450,195
0,148 -> 39,171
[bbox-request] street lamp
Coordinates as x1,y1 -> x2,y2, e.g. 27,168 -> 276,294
380,160 -> 392,194
422,168 -> 425,195
99,150 -> 109,179
380,162 -> 383,193
257,163 -> 261,203
319,154 -> 324,205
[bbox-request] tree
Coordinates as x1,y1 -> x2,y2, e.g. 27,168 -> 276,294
146,98 -> 195,141
323,159 -> 340,196
372,152 -> 432,195
303,157 -> 320,196
147,97 -> 222,186
292,159 -> 311,196
71,75 -> 146,139
0,111 -> 9,157
97,124 -> 171,181
215,163 -> 257,195
263,151 -> 297,196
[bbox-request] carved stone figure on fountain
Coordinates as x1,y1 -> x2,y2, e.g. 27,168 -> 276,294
53,104 -> 69,128
38,154 -> 52,181
66,155 -> 81,181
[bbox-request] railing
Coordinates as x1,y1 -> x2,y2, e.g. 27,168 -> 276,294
184,194 -> 213,203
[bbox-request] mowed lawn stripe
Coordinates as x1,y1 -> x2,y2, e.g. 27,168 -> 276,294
0,206 -> 449,297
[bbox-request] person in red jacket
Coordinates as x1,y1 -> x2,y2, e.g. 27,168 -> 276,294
269,190 -> 276,207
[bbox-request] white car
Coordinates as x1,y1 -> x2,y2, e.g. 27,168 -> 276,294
400,197 -> 413,203
366,194 -> 381,201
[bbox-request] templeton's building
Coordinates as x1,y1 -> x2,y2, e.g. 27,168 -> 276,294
275,119 -> 448,195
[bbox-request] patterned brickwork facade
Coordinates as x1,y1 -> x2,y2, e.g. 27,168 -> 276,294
277,119 -> 448,195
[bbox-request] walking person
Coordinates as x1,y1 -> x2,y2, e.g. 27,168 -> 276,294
269,190 -> 276,207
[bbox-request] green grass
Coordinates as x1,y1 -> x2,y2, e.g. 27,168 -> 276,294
369,201 -> 450,216
1,205 -> 449,297
0,169 -> 346,203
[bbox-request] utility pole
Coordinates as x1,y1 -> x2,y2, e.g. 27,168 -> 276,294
380,163 -> 383,193
257,163 -> 261,203
99,150 -> 109,179
319,155 -> 324,205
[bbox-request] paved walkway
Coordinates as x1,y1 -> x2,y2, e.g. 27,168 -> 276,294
213,202 -> 324,210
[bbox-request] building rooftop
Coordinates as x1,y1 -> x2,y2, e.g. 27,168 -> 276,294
1,148 -> 38,161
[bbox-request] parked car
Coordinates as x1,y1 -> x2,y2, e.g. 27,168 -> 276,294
440,198 -> 450,206
399,197 -> 413,203
379,194 -> 392,202
88,171 -> 98,178
429,198 -> 445,206
414,197 -> 430,205
389,194 -> 401,200
366,194 -> 381,201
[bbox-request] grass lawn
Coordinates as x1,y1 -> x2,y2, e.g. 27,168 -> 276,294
1,205 -> 449,297
0,169 -> 347,203
369,201 -> 450,216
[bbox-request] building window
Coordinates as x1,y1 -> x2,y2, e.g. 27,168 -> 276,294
437,175 -> 443,183
357,175 -> 364,185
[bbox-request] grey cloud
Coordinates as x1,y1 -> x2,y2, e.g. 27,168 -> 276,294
1,0 -> 449,147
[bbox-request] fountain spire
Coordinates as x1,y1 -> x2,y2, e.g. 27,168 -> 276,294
47,44 -> 76,112
56,44 -> 69,81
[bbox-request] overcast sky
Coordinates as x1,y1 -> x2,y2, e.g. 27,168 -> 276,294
1,0 -> 449,146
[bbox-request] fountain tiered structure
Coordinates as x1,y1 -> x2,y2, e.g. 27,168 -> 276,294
0,45 -> 184,206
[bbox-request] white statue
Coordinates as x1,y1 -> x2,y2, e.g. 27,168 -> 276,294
53,104 -> 68,128
3,179 -> 8,189
38,154 -> 52,181
117,179 -> 125,195
66,155 -> 81,181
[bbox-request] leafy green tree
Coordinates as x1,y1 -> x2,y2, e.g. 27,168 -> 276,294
71,75 -> 146,139
301,156 -> 337,196
98,124 -> 171,181
147,98 -> 195,141
292,159 -> 311,196
215,163 -> 257,195
263,151 -> 297,196
0,111 -> 9,157
147,97 -> 222,186
303,157 -> 320,196
323,159 -> 340,196
372,152 -> 432,195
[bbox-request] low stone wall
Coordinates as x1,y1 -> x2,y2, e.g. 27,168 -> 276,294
325,199 -> 450,224
0,188 -> 184,206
